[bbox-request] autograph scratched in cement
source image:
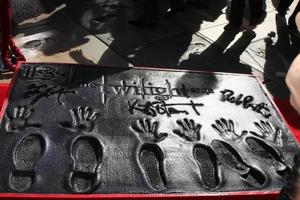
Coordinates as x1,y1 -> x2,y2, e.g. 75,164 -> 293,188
220,89 -> 271,118
128,99 -> 204,117
24,83 -> 76,105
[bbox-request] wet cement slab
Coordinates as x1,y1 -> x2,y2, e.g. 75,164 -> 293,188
0,62 -> 298,194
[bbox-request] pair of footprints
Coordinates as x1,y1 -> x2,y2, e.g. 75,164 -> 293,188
211,118 -> 289,177
133,118 -> 289,190
10,134 -> 102,193
6,106 -> 102,193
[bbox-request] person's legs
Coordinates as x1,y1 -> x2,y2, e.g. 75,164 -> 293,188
229,0 -> 245,25
288,1 -> 300,30
225,0 -> 245,29
277,0 -> 294,15
0,0 -> 15,71
249,0 -> 266,26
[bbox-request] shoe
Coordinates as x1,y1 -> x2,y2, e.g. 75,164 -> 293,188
128,19 -> 157,27
165,7 -> 184,16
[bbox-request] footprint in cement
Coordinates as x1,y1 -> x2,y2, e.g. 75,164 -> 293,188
69,136 -> 102,193
9,134 -> 45,192
245,136 -> 290,176
139,143 -> 166,191
211,140 -> 266,188
193,144 -> 219,189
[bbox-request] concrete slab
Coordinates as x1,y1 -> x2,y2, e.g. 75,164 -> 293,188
168,0 -> 229,32
198,0 -> 299,42
171,0 -> 279,33
1,62 -> 297,193
247,34 -> 299,73
198,11 -> 276,44
14,22 -> 130,67
196,30 -> 264,74
67,3 -> 187,54
125,31 -> 258,76
124,33 -> 212,69
12,0 -> 55,29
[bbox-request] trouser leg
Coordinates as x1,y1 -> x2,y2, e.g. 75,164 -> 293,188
0,0 -> 11,58
278,0 -> 294,14
0,0 -> 16,70
229,0 -> 245,25
288,0 -> 300,30
249,0 -> 265,25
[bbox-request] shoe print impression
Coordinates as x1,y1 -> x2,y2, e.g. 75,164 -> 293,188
245,136 -> 290,176
131,119 -> 167,191
9,134 -> 45,192
69,136 -> 102,193
212,140 -> 266,188
139,144 -> 166,191
193,144 -> 219,189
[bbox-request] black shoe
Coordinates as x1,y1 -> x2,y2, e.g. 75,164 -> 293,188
128,19 -> 157,27
165,7 -> 184,16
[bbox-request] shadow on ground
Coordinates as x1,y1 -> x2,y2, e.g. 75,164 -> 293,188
263,14 -> 300,98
